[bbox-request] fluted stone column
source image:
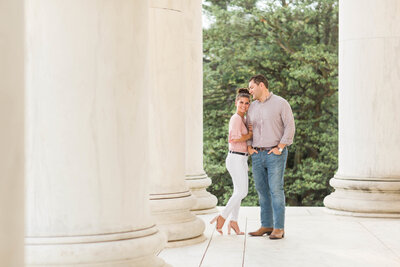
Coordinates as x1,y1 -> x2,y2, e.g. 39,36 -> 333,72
0,1 -> 24,266
149,0 -> 206,247
25,1 -> 169,266
183,0 -> 218,215
324,0 -> 400,218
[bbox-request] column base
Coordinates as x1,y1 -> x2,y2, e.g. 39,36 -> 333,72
150,191 -> 206,247
324,176 -> 400,218
166,234 -> 206,248
26,226 -> 169,266
324,207 -> 400,218
186,173 -> 218,214
191,206 -> 219,215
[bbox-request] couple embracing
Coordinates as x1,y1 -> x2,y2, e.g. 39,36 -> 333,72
210,74 -> 295,240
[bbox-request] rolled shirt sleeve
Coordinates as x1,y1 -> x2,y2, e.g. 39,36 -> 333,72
246,105 -> 253,146
228,115 -> 242,143
280,100 -> 295,145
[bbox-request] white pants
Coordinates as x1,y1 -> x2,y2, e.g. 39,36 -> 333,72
221,153 -> 249,221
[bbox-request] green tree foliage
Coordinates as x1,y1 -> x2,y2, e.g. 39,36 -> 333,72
203,0 -> 338,206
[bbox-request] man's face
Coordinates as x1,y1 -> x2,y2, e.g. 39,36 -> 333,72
249,80 -> 262,100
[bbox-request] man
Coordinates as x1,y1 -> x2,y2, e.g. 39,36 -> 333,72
246,74 -> 295,239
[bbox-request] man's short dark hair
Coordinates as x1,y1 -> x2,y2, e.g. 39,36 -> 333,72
249,74 -> 269,89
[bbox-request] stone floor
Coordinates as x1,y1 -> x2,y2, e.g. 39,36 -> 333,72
158,207 -> 400,267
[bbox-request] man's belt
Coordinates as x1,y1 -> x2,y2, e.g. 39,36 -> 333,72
253,147 -> 274,151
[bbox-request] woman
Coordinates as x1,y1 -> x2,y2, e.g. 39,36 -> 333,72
210,88 -> 252,235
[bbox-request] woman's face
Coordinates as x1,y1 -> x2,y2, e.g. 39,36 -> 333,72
236,96 -> 250,113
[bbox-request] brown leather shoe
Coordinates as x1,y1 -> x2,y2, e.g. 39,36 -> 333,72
269,229 -> 284,240
249,226 -> 273,236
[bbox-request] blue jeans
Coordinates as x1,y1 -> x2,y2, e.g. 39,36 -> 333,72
251,148 -> 288,229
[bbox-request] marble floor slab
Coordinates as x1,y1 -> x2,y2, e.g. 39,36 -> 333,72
158,207 -> 400,267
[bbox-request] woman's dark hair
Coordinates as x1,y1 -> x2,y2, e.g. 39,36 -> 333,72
236,88 -> 250,101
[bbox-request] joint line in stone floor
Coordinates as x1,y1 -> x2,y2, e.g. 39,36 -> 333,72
242,217 -> 248,267
306,208 -> 312,215
358,221 -> 400,262
199,226 -> 215,267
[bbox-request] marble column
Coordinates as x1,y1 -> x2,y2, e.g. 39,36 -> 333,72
183,0 -> 218,214
324,0 -> 400,217
25,1 -> 169,266
0,0 -> 25,266
149,0 -> 206,247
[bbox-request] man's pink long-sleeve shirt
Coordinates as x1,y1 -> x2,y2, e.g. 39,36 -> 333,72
246,92 -> 295,148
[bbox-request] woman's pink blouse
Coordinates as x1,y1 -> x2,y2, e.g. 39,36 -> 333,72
228,113 -> 248,153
